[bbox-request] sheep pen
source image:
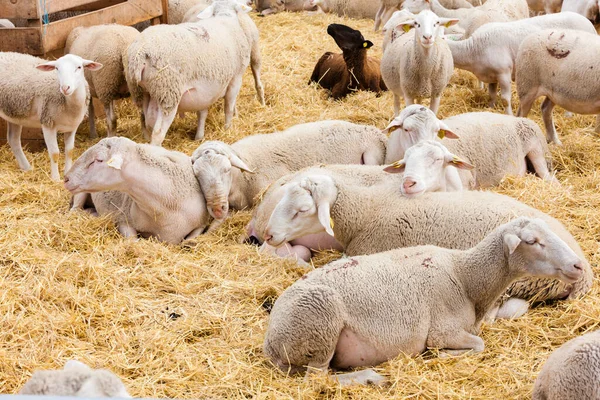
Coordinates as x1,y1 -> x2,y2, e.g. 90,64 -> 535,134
0,11 -> 599,399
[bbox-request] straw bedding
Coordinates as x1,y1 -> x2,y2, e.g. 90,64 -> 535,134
0,11 -> 599,399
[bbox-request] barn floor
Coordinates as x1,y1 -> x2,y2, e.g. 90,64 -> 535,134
0,12 -> 599,399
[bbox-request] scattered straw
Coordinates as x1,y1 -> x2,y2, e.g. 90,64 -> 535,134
0,11 -> 599,399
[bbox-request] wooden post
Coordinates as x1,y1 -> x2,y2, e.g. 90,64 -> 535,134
160,0 -> 169,23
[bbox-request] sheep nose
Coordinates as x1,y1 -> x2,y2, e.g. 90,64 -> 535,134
64,176 -> 70,183
212,207 -> 224,219
403,179 -> 417,190
573,261 -> 583,271
61,85 -> 71,94
264,233 -> 273,242
423,34 -> 432,40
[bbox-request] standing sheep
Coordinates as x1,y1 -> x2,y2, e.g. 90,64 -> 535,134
264,217 -> 583,385
126,0 -> 265,146
255,165 -> 593,311
533,330 -> 600,400
381,10 -> 458,115
0,53 -> 102,182
191,120 -> 387,223
19,360 -> 130,397
516,29 -> 600,145
446,12 -> 595,114
66,24 -> 140,139
375,0 -> 472,31
310,24 -> 387,99
65,137 -> 211,244
384,106 -> 556,186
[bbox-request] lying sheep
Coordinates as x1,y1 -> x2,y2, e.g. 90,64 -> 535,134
255,165 -> 593,314
561,0 -> 599,23
446,12 -> 595,114
516,29 -> 600,145
0,53 -> 102,182
384,106 -> 556,186
126,0 -> 265,146
264,217 -> 583,385
533,330 -> 600,400
308,0 -> 380,19
19,360 -> 130,397
256,0 -> 315,15
310,24 -> 387,99
381,10 -> 458,115
65,137 -> 210,244
528,0 -> 563,14
384,140 -> 475,196
66,24 -> 140,139
191,120 -> 387,223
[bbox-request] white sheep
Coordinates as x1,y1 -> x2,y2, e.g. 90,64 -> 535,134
383,140 -> 475,196
516,29 -> 600,145
255,165 -> 593,312
446,12 -> 595,114
126,0 -> 265,146
190,120 -> 387,224
384,105 -> 556,186
561,0 -> 599,22
0,53 -> 102,182
168,0 -> 208,23
264,217 -> 583,385
182,0 -> 253,21
65,24 -> 140,139
375,0 -> 473,31
65,137 -> 210,244
19,360 -> 130,397
533,330 -> 600,400
381,10 -> 458,115
308,0 -> 381,19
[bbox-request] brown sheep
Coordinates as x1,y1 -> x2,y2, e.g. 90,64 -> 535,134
309,24 -> 387,99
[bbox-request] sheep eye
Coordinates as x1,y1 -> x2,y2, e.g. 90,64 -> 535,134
526,239 -> 537,245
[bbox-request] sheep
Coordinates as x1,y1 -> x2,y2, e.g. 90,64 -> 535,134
182,0 -> 253,21
309,24 -> 387,99
0,53 -> 102,182
446,12 -> 595,115
126,0 -> 265,146
528,0 -> 564,14
381,10 -> 458,116
169,0 -> 208,23
64,137 -> 210,244
19,360 -> 130,397
190,120 -> 387,224
375,0 -> 473,31
65,24 -> 140,139
516,29 -> 600,145
0,19 -> 15,28
384,105 -> 556,186
255,0 -> 315,15
383,140 -> 475,196
561,0 -> 600,23
533,330 -> 600,400
264,217 -> 584,385
308,0 -> 381,19
254,165 -> 593,312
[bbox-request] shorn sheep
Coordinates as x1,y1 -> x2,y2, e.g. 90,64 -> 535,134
0,53 -> 102,182
19,360 -> 130,397
384,105 -> 555,187
66,24 -> 140,139
533,330 -> 600,400
516,29 -> 600,145
126,0 -> 265,146
446,12 -> 595,114
309,24 -> 387,99
191,120 -> 387,223
381,10 -> 458,115
264,217 -> 583,385
65,137 -> 210,244
255,165 -> 593,314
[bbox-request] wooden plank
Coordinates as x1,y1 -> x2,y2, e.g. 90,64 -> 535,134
0,28 -> 43,54
42,0 -> 163,53
0,0 -> 39,19
68,0 -> 125,12
0,120 -> 46,152
45,0 -> 124,14
161,0 -> 168,24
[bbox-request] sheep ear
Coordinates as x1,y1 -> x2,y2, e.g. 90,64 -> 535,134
64,360 -> 92,372
383,160 -> 405,173
107,154 -> 124,170
400,21 -> 415,33
36,61 -> 57,72
363,40 -> 374,49
448,154 -> 475,170
229,153 -> 255,174
82,60 -> 103,71
300,176 -> 335,237
504,234 -> 521,255
384,119 -> 402,133
198,5 -> 215,19
440,18 -> 460,27
437,121 -> 459,139
236,3 -> 253,13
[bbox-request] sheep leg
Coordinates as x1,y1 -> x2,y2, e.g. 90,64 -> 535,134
498,75 -> 513,115
393,94 -> 401,117
333,369 -> 386,387
541,97 -> 561,145
63,129 -> 77,175
526,147 -> 558,184
150,108 -> 177,147
104,101 -> 117,137
374,4 -> 385,31
495,298 -> 530,320
195,109 -> 208,141
488,82 -> 498,108
516,91 -> 536,119
595,114 -> 600,134
6,122 -> 31,171
41,125 -> 60,182
250,45 -> 266,106
224,75 -> 243,130
206,218 -> 225,233
380,7 -> 397,29
118,223 -> 138,239
70,193 -> 88,211
438,329 -> 485,356
430,96 -> 441,115
88,100 -> 97,139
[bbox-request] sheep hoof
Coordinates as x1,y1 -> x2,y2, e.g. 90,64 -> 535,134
495,298 -> 529,320
334,369 -> 386,387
